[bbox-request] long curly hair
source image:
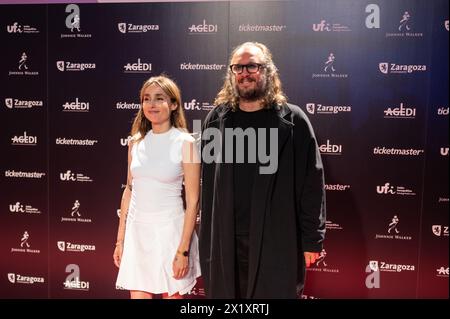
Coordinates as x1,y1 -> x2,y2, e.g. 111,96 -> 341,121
214,42 -> 287,110
131,75 -> 187,141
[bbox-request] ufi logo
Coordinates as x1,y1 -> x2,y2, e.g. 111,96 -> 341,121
60,170 -> 76,181
7,22 -> 23,33
376,183 -> 396,194
9,202 -> 25,213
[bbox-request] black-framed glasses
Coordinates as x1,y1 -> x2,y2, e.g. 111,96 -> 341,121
230,63 -> 264,74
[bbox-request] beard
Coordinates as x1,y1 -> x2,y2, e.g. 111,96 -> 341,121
234,76 -> 267,102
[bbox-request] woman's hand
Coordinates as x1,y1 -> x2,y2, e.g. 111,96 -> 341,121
172,254 -> 189,279
113,243 -> 123,268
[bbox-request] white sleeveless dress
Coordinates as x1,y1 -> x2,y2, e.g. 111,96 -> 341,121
116,127 -> 201,296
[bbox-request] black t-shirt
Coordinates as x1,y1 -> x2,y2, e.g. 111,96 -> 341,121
232,107 -> 271,235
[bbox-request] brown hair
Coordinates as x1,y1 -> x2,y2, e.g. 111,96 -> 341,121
214,42 -> 287,110
131,75 -> 187,141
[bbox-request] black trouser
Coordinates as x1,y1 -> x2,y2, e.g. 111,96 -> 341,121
235,234 -> 249,299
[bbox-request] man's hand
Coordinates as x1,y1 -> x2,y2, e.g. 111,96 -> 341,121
304,251 -> 320,268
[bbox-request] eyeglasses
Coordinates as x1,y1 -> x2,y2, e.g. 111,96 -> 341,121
229,63 -> 264,75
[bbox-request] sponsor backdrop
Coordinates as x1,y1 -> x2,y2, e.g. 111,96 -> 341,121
0,0 -> 448,298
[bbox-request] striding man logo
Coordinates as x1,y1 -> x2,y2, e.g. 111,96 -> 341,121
388,215 -> 400,234
324,53 -> 336,72
398,11 -> 411,32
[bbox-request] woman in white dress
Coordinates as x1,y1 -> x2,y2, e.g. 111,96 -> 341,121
113,75 -> 201,299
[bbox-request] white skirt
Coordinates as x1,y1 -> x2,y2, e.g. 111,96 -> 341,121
115,205 -> 201,296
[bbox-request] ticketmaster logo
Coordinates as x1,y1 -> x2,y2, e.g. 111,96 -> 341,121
239,24 -> 286,32
116,102 -> 140,110
373,147 -> 424,156
55,138 -> 98,146
180,63 -> 225,71
5,170 -> 45,179
325,184 -> 350,191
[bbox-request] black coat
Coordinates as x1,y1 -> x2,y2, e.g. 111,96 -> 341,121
199,103 -> 326,298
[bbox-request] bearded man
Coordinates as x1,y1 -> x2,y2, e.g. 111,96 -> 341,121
199,42 -> 326,299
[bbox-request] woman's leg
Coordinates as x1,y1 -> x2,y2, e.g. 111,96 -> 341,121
162,292 -> 183,299
130,290 -> 153,299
